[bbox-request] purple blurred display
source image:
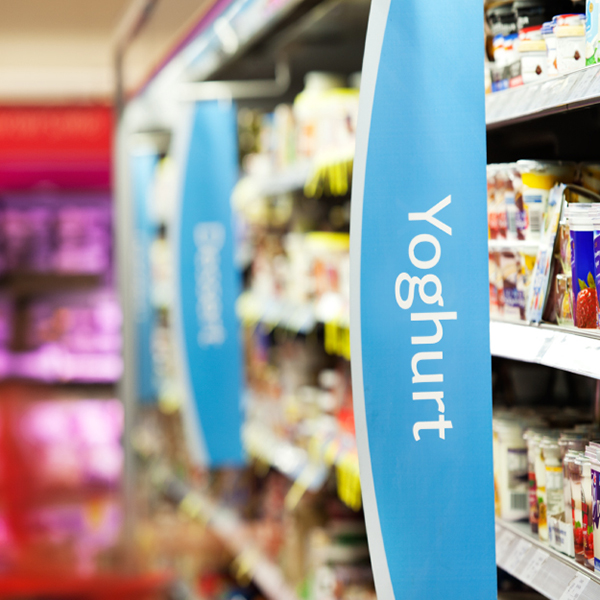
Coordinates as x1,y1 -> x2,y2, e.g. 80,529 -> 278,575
0,193 -> 121,383
17,399 -> 123,489
0,193 -> 112,275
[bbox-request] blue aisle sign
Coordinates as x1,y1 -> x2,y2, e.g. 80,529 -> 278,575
131,151 -> 159,404
350,1 -> 496,598
174,101 -> 244,467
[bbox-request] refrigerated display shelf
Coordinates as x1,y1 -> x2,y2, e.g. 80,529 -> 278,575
486,65 -> 600,130
490,320 -> 600,379
159,474 -> 300,600
488,240 -> 539,253
237,291 -> 349,334
243,418 -> 360,509
242,421 -> 329,492
496,518 -> 600,599
236,162 -> 312,199
234,154 -> 354,204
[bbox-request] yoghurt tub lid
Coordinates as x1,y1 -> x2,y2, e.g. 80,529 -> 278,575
541,21 -> 554,35
520,24 -> 543,39
553,14 -> 586,27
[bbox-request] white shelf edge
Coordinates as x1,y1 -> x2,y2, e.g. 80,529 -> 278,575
488,239 -> 539,252
490,320 -> 600,379
486,64 -> 600,129
496,518 -> 600,600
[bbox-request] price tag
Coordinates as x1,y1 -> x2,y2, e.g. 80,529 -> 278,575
520,548 -> 549,585
496,530 -> 516,564
559,573 -> 590,600
504,539 -> 532,574
572,67 -> 597,100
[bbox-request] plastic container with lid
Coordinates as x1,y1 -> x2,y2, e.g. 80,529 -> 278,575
590,449 -> 600,572
591,205 -> 600,326
555,14 -> 587,73
493,419 -> 529,521
564,450 -> 580,527
572,454 -> 587,563
566,203 -> 599,329
519,27 -> 547,83
542,21 -> 559,75
586,0 -> 599,65
582,452 -> 595,569
517,161 -> 574,240
525,429 -> 545,533
545,441 -> 565,518
536,435 -> 557,541
547,439 -> 576,556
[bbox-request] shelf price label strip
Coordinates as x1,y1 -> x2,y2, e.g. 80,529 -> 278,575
350,0 -> 496,597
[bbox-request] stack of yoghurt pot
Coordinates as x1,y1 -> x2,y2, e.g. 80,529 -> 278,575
487,4 -> 589,92
494,415 -> 600,572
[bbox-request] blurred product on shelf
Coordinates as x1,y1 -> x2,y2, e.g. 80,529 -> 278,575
0,387 -> 124,577
241,73 -> 359,180
0,194 -> 112,275
486,2 -> 590,92
0,290 -> 122,383
493,407 -> 600,573
487,160 -> 600,329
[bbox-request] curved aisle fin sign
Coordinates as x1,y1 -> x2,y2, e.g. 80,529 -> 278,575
174,101 -> 244,467
349,1 -> 497,598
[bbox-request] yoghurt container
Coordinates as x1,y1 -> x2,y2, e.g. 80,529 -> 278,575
567,203 -> 599,329
572,454 -> 586,563
536,436 -> 555,541
542,21 -> 558,75
525,430 -> 542,533
519,29 -> 548,83
591,204 -> 600,326
546,439 -> 573,555
517,161 -> 574,240
493,419 -> 529,521
583,453 -> 595,569
590,451 -> 600,572
587,0 -> 599,65
555,14 -> 587,73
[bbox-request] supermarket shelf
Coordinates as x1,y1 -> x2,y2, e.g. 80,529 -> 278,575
0,572 -> 173,599
243,421 -> 329,492
236,291 -> 349,333
0,272 -> 103,296
488,239 -> 539,253
242,162 -> 312,198
496,518 -> 600,599
234,153 -> 354,204
490,320 -> 600,380
486,65 -> 600,130
159,474 -> 299,600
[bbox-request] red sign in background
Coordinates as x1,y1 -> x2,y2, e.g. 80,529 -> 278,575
0,106 -> 113,190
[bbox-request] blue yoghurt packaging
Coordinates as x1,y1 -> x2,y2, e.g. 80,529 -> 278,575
567,203 -> 598,328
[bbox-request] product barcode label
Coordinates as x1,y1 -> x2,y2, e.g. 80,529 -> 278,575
521,548 -> 549,585
510,492 -> 528,511
529,207 -> 542,234
558,573 -> 590,600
